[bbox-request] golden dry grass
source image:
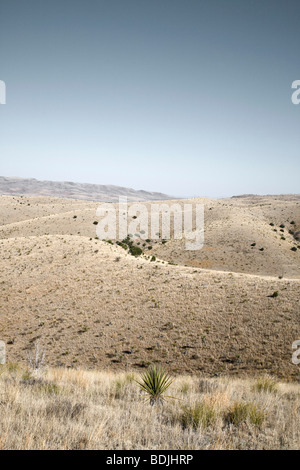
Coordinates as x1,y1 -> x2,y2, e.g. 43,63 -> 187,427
0,364 -> 300,450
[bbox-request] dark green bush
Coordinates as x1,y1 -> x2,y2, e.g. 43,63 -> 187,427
129,246 -> 143,257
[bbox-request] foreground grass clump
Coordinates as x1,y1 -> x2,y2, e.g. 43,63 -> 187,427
253,375 -> 278,394
0,365 -> 300,450
178,402 -> 217,429
224,401 -> 266,427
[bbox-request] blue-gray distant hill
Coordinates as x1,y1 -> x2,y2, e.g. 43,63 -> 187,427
0,176 -> 175,202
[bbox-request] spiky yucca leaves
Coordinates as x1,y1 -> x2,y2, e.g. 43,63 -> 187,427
136,365 -> 175,406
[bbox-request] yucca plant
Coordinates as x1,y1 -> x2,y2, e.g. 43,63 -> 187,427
136,364 -> 175,406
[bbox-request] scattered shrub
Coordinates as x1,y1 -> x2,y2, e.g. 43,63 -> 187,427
46,400 -> 86,419
224,401 -> 265,427
253,376 -> 278,394
179,402 -> 217,429
129,246 -> 143,257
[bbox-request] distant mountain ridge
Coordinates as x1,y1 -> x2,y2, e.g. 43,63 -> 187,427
0,176 -> 175,202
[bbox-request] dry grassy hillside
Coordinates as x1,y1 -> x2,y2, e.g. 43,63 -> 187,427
1,194 -> 299,277
0,194 -> 300,379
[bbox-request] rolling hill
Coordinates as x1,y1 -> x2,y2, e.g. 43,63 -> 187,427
0,192 -> 299,379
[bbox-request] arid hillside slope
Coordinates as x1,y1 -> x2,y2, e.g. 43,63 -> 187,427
0,192 -> 299,379
1,194 -> 299,277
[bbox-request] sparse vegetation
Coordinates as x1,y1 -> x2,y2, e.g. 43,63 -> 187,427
129,245 -> 143,257
253,375 -> 278,394
224,401 -> 266,427
178,402 -> 217,429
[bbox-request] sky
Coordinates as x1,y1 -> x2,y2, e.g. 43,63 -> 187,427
0,0 -> 299,198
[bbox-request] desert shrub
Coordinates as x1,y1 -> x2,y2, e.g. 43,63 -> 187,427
224,401 -> 265,427
150,256 -> 156,262
122,236 -> 133,247
179,402 -> 217,429
291,247 -> 297,252
5,362 -> 20,373
39,382 -> 60,395
21,369 -> 34,382
21,375 -> 61,395
270,291 -> 279,298
46,399 -> 86,420
116,241 -> 127,250
129,246 -> 143,257
179,381 -> 190,395
112,373 -> 135,399
198,378 -> 220,394
253,376 -> 278,394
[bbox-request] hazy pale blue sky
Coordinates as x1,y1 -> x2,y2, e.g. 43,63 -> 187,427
0,0 -> 299,197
